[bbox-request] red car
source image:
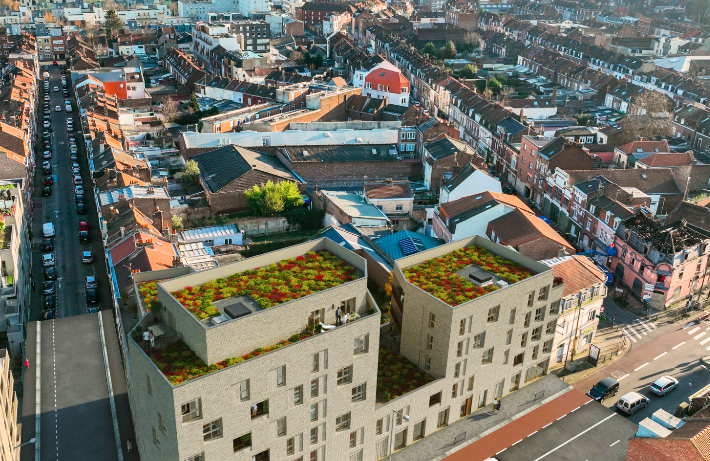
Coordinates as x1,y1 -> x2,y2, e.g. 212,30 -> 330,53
79,221 -> 89,232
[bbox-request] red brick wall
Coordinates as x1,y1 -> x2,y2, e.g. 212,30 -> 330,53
206,189 -> 250,215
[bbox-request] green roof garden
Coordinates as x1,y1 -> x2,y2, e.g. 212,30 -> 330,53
403,245 -> 535,306
377,347 -> 434,403
170,250 -> 360,320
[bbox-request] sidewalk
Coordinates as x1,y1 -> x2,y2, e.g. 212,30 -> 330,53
613,286 -> 710,325
391,375 -> 571,461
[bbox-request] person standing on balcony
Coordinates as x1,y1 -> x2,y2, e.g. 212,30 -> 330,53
335,307 -> 342,326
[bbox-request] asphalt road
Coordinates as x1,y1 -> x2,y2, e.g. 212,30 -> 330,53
495,399 -> 637,461
30,65 -> 113,321
574,315 -> 710,425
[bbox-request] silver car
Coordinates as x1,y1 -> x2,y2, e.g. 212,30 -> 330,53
650,376 -> 679,396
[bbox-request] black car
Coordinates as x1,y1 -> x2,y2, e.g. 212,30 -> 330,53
75,194 -> 84,204
62,91 -> 69,97
76,202 -> 87,214
43,295 -> 56,310
41,309 -> 54,320
44,267 -> 56,280
79,230 -> 90,243
587,377 -> 620,402
43,177 -> 53,187
43,164 -> 52,174
86,287 -> 98,304
42,186 -> 52,196
42,280 -> 55,295
42,238 -> 53,251
502,185 -> 516,195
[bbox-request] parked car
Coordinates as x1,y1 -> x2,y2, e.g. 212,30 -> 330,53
86,287 -> 98,304
42,253 -> 55,267
75,194 -> 84,204
65,106 -> 72,112
76,202 -> 86,214
615,392 -> 649,416
73,175 -> 82,185
650,376 -> 679,396
42,309 -> 54,320
43,295 -> 55,311
42,186 -> 52,196
44,176 -> 53,186
44,267 -> 56,280
79,221 -> 89,231
55,105 -> 62,111
82,250 -> 93,263
85,275 -> 97,289
74,185 -> 83,195
79,230 -> 90,243
42,280 -> 55,295
587,377 -> 619,402
42,238 -> 53,251
43,150 -> 52,159
62,91 -> 68,97
86,307 -> 99,314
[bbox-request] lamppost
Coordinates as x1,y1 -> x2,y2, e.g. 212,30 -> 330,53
388,409 -> 409,461
14,437 -> 36,450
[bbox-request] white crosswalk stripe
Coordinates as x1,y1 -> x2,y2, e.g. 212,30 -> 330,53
621,320 -> 658,342
695,332 -> 707,340
688,326 -> 701,335
700,336 -> 710,346
634,319 -> 657,333
623,327 -> 641,342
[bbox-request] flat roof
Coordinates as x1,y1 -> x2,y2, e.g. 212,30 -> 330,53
323,191 -> 390,221
178,224 -> 240,242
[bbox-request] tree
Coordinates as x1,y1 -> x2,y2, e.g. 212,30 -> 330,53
181,160 -> 201,188
161,98 -> 179,121
245,181 -> 304,216
43,12 -> 56,23
168,2 -> 178,15
576,114 -> 597,126
487,77 -> 502,94
289,50 -> 304,63
188,92 -> 201,112
463,32 -> 481,50
104,9 -> 124,38
457,64 -> 478,79
621,91 -> 673,143
171,215 -> 183,231
441,40 -> 457,59
302,53 -> 323,70
422,42 -> 437,57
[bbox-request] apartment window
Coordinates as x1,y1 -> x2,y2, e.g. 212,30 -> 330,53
277,365 -> 286,387
487,305 -> 500,322
549,300 -> 560,315
513,352 -> 524,366
538,286 -> 549,301
233,433 -> 251,452
311,379 -> 319,398
473,331 -> 485,349
468,376 -> 474,391
203,419 -> 222,442
336,412 -> 351,432
503,349 -> 510,364
546,320 -> 556,335
312,353 -> 320,373
311,403 -> 318,422
426,334 -> 434,350
524,312 -> 531,328
310,427 -> 318,444
457,341 -> 464,357
482,347 -> 494,364
459,319 -> 466,335
424,355 -> 432,370
294,385 -> 303,405
277,417 -> 287,436
521,332 -> 528,347
429,312 -> 435,329
532,326 -> 542,341
146,374 -> 152,394
535,307 -> 545,322
287,436 -> 295,455
354,334 -> 369,355
396,204 -> 404,211
506,329 -> 513,345
454,362 -> 461,378
452,383 -> 458,398
337,366 -> 353,386
376,419 -> 383,435
509,308 -> 516,325
429,391 -> 442,406
527,291 -> 535,307
437,408 -> 449,428
543,339 -> 553,354
181,399 -> 201,423
251,400 -> 268,419
532,345 -> 539,360
349,430 -> 358,448
352,383 -> 366,402
588,310 -> 597,322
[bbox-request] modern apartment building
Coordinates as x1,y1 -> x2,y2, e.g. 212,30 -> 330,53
127,236 -> 561,461
0,349 -> 19,461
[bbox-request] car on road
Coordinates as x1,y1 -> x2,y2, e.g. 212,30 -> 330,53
43,150 -> 52,159
76,202 -> 86,214
75,194 -> 84,204
86,307 -> 99,314
72,167 -> 80,176
42,253 -> 55,267
79,221 -> 89,231
73,175 -> 82,184
615,392 -> 649,416
74,185 -> 83,195
42,186 -> 52,196
85,275 -> 97,288
82,250 -> 93,263
42,309 -> 54,320
44,267 -> 56,280
650,376 -> 679,396
55,105 -> 62,112
43,295 -> 55,311
42,280 -> 55,295
53,86 -> 59,92
79,230 -> 90,243
43,161 -> 52,174
42,238 -> 53,251
587,377 -> 619,402
65,106 -> 72,113
43,223 -> 55,237
43,131 -> 50,139
86,287 -> 98,304
43,176 -> 53,186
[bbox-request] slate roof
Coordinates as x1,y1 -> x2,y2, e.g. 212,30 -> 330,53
364,181 -> 413,200
424,136 -> 476,160
565,169 -> 682,195
193,145 -> 296,193
442,162 -> 486,192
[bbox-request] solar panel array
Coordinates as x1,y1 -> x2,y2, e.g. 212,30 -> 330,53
399,237 -> 426,256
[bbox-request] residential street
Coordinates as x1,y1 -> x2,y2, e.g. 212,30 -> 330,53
30,65 -> 113,321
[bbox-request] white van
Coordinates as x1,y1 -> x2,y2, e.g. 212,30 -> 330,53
43,223 -> 55,237
615,392 -> 649,415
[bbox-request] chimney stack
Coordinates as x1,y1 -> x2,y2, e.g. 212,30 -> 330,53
153,207 -> 164,232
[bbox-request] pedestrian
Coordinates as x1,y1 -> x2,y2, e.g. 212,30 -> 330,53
31,281 -> 35,291
143,329 -> 150,348
149,330 -> 155,349
492,398 -> 499,414
342,313 -> 348,325
335,307 -> 342,326
496,399 -> 502,414
24,358 -> 29,369
126,438 -> 132,453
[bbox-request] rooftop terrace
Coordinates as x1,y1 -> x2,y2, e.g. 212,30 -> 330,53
403,245 -> 536,306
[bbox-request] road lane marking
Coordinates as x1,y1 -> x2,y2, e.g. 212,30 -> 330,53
695,332 -> 707,340
496,449 -> 506,455
527,431 -> 538,437
512,439 -> 523,446
636,320 -> 655,332
557,415 -> 566,420
617,373 -> 630,381
688,326 -> 701,335
706,344 -> 710,351
654,352 -> 667,360
624,327 -> 640,342
533,414 -> 616,460
542,422 -> 553,428
35,322 -> 41,461
700,337 -> 710,345
635,362 -> 649,371
673,342 -> 686,349
584,399 -> 594,405
610,440 -> 620,447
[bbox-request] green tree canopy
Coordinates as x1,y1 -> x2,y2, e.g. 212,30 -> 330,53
487,77 -> 502,94
181,159 -> 201,188
104,9 -> 123,38
458,64 -> 478,79
245,181 -> 304,216
576,114 -> 597,126
422,42 -> 437,57
188,92 -> 201,112
441,41 -> 457,59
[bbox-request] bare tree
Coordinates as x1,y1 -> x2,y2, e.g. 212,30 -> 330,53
168,2 -> 178,15
463,32 -> 480,49
622,91 -> 673,143
161,98 -> 179,122
289,50 -> 304,63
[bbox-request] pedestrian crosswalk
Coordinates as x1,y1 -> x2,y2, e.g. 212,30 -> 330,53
622,319 -> 658,343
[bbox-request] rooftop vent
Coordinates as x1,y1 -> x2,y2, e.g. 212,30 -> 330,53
469,272 -> 493,286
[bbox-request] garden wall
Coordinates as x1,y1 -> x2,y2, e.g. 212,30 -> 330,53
236,216 -> 291,236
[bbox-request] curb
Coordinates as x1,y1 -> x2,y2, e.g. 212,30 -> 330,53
552,334 -> 632,385
428,387 -> 573,461
98,311 -> 124,461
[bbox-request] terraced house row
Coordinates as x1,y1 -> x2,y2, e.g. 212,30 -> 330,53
127,236 -> 562,461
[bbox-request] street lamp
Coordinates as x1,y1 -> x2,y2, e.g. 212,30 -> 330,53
14,437 -> 36,450
388,409 -> 409,461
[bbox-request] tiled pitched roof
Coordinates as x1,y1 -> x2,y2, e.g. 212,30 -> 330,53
489,208 -> 575,251
617,140 -> 670,155
565,169 -> 682,195
541,255 -> 605,297
636,152 -> 694,168
364,181 -> 413,200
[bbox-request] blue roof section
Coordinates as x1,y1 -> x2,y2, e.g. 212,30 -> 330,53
373,230 -> 443,260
